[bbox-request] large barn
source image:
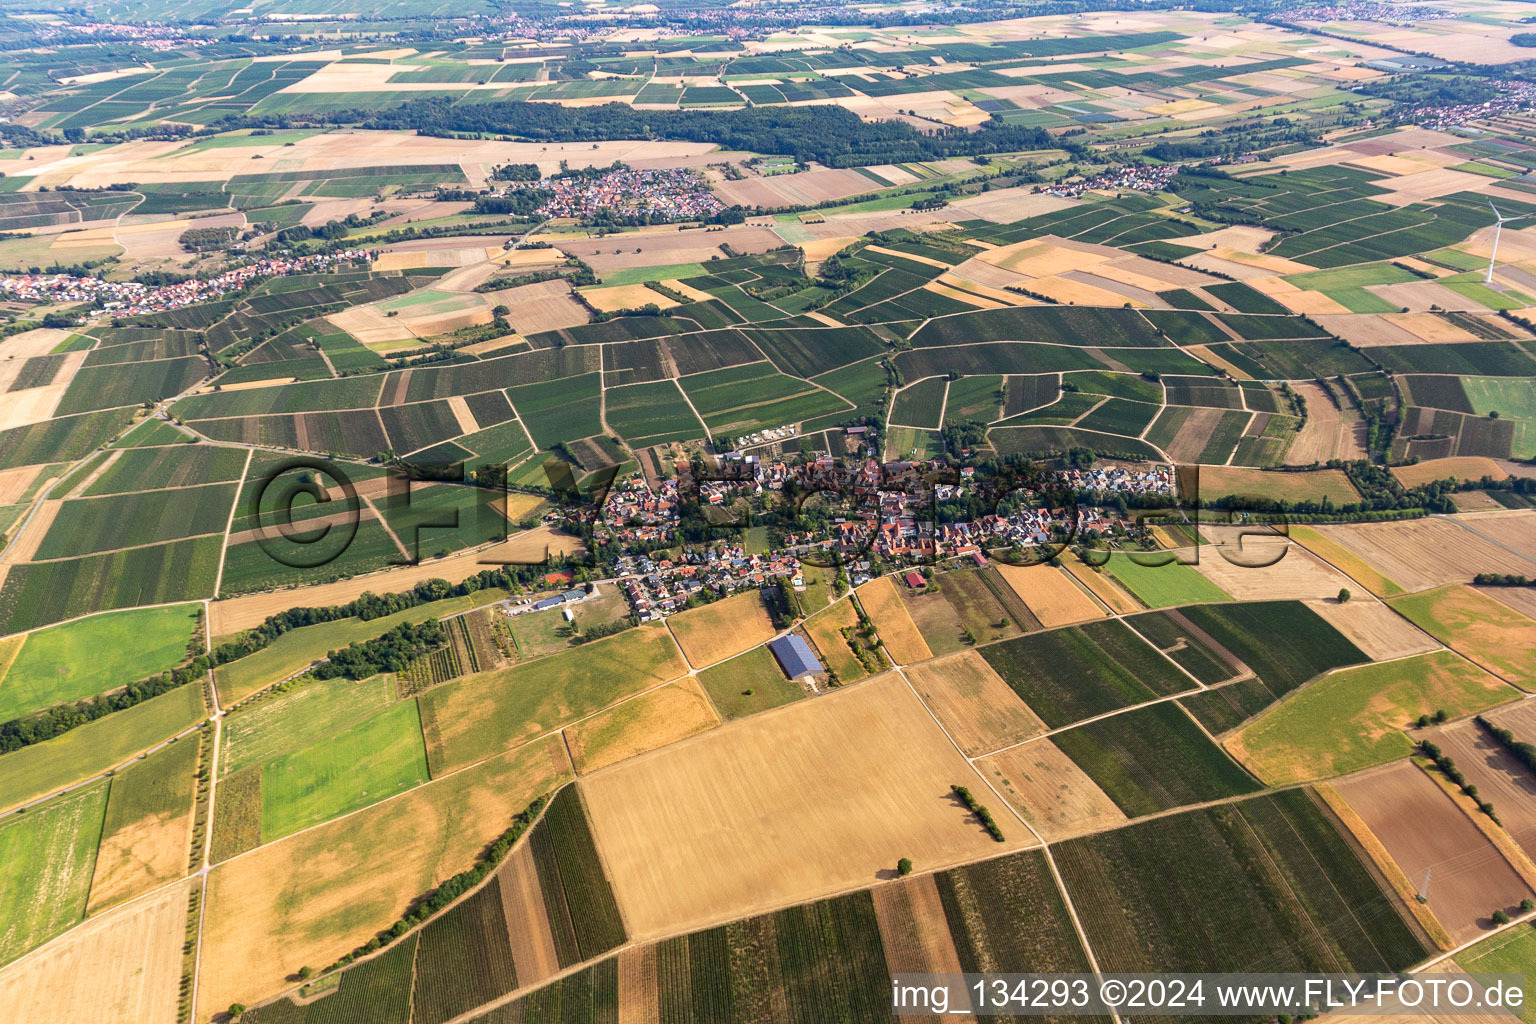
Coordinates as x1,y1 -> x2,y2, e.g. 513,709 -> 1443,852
767,634 -> 823,680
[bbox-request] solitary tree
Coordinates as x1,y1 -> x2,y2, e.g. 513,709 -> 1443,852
228,1005 -> 247,1021
897,858 -> 913,877
1337,588 -> 1351,604
1493,910 -> 1512,926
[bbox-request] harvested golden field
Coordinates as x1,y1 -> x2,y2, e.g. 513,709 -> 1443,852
1193,532 -> 1356,601
1385,312 -> 1479,343
491,491 -> 546,523
87,805 -> 195,917
1286,382 -> 1367,465
1389,584 -> 1536,690
1289,524 -> 1406,598
803,598 -> 880,683
564,677 -> 720,774
857,576 -> 932,664
976,739 -> 1127,842
197,735 -> 570,1016
498,841 -> 562,992
0,381 -> 70,432
1333,762 -> 1534,945
616,946 -> 660,1024
661,278 -> 718,304
925,279 -> 1005,310
993,562 -> 1103,628
1243,277 -> 1348,313
0,464 -> 45,505
1195,465 -> 1358,505
871,873 -> 967,983
1316,518 -> 1536,594
579,283 -> 680,313
981,236 -> 1110,276
489,279 -> 591,335
0,878 -> 191,1024
904,651 -> 1046,757
713,170 -> 872,209
6,498 -> 60,564
1061,558 -> 1137,614
1304,597 -> 1440,662
582,673 -> 1031,941
1482,585 -> 1536,622
561,226 -> 782,271
1027,275 -> 1136,308
666,590 -> 778,668
1460,511 -> 1536,561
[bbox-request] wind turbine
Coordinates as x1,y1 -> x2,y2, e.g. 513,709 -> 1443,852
1485,202 -> 1531,286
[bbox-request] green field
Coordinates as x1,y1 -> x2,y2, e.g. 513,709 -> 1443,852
417,623 -> 685,773
506,373 -> 602,449
260,698 -> 431,840
0,683 -> 205,814
222,675 -> 394,775
1282,263 -> 1418,314
602,379 -> 705,446
599,261 -> 708,286
0,781 -> 108,965
1182,600 -> 1367,696
1463,376 -> 1536,458
213,590 -> 507,705
466,885 -> 889,1024
1230,649 -> 1517,785
890,376 -> 948,428
0,531 -> 222,634
1461,924 -> 1536,1024
81,444 -> 247,495
1125,610 -> 1238,685
696,645 -> 805,720
885,425 -> 943,460
1104,555 -> 1231,608
411,876 -> 517,1024
1055,789 -> 1433,975
528,785 -> 627,964
681,362 -> 848,435
1389,584 -> 1536,689
936,848 -> 1094,975
1051,702 -> 1261,816
978,619 -> 1192,728
0,603 -> 200,722
99,732 -> 198,844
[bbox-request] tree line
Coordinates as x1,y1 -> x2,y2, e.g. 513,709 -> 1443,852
314,619 -> 448,680
217,100 -> 1069,169
0,562 -> 577,755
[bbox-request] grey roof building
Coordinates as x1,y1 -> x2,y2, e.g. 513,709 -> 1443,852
768,634 -> 823,680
